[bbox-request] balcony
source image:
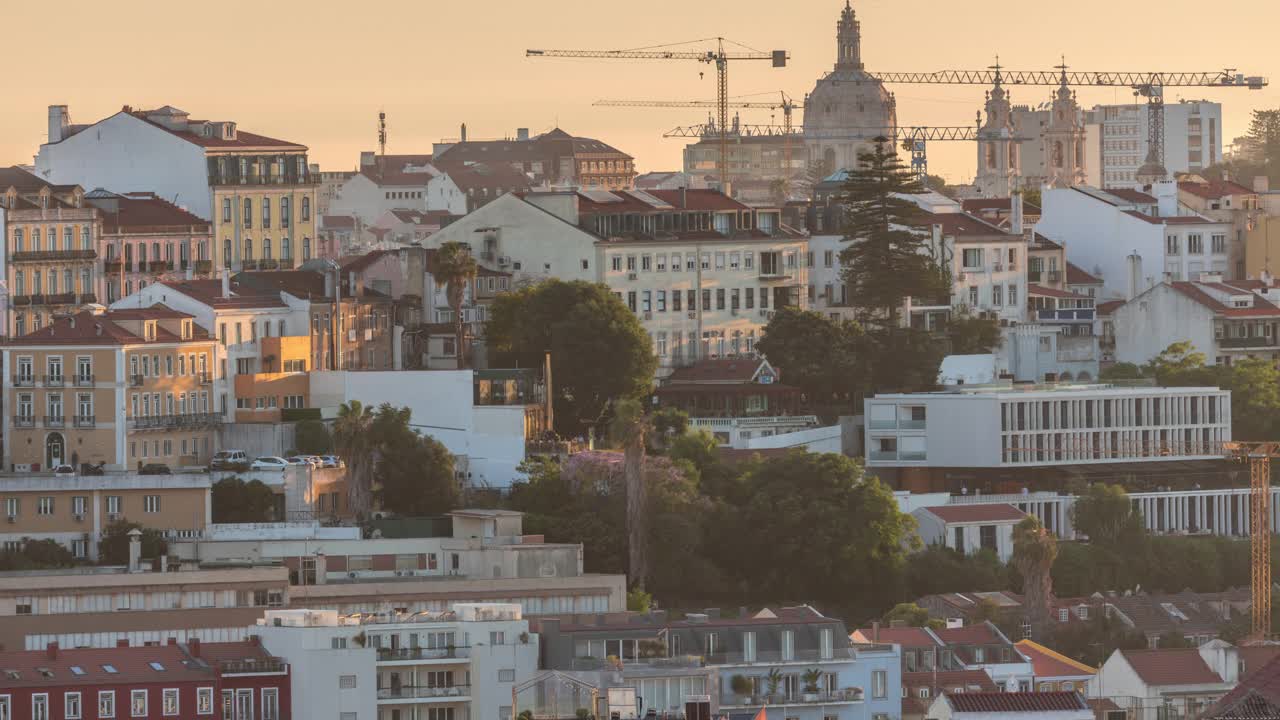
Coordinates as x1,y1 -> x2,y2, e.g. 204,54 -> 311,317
377,647 -> 471,663
104,260 -> 124,273
376,685 -> 471,702
11,416 -> 34,429
758,268 -> 793,281
258,259 -> 280,270
12,376 -> 34,388
707,648 -> 855,665
44,416 -> 65,429
143,261 -> 174,273
869,450 -> 898,462
1046,270 -> 1062,283
721,689 -> 865,709
10,249 -> 97,263
571,655 -> 705,671
44,293 -> 78,306
1219,336 -> 1280,349
43,375 -> 64,387
1037,308 -> 1096,322
74,374 -> 95,387
193,260 -> 213,273
242,260 -> 260,271
219,658 -> 287,675
207,174 -> 319,188
197,372 -> 213,385
74,415 -> 96,428
129,414 -> 223,431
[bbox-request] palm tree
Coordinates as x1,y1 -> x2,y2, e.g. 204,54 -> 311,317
333,401 -> 375,519
1012,516 -> 1059,642
610,398 -> 648,592
430,242 -> 479,369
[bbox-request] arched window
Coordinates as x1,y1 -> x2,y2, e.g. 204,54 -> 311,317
987,144 -> 997,169
244,238 -> 254,261
281,197 -> 291,229
264,238 -> 273,260
1053,141 -> 1065,168
243,198 -> 253,229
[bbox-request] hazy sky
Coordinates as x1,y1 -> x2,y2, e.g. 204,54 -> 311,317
3,0 -> 1277,184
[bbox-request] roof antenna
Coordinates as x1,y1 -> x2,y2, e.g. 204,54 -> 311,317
378,111 -> 387,159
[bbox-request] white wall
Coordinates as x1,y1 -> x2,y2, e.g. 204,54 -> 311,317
743,424 -> 842,453
257,622 -> 377,720
1036,189 -> 1163,300
36,112 -> 212,219
1111,284 -> 1218,366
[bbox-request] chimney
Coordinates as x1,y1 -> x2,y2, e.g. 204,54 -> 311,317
127,528 -> 143,572
1127,251 -> 1142,301
1153,180 -> 1178,218
1256,176 -> 1271,194
323,271 -> 334,299
360,151 -> 376,168
517,128 -> 530,142
461,123 -> 468,143
189,637 -> 201,658
221,269 -> 231,299
872,621 -> 880,643
1011,193 -> 1025,235
46,642 -> 58,660
47,105 -> 69,145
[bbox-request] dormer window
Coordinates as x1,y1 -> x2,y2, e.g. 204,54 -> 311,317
144,321 -> 157,341
181,320 -> 193,340
223,123 -> 236,140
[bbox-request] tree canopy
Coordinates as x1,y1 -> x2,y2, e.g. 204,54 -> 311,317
757,308 -> 865,408
211,477 -> 277,523
487,280 -> 656,436
372,404 -> 458,516
431,241 -> 479,368
294,419 -> 332,455
99,521 -> 167,566
1070,484 -> 1145,547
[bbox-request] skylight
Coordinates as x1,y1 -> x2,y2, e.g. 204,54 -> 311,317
102,664 -> 118,674
149,662 -> 165,671
70,666 -> 85,676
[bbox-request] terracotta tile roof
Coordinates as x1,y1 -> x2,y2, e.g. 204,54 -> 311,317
388,209 -> 448,225
438,161 -> 531,194
131,110 -> 305,150
1168,282 -> 1280,318
1067,263 -> 1102,286
577,189 -> 751,214
91,193 -> 210,234
0,644 -> 213,688
1106,188 -> 1158,204
923,504 -> 1027,524
4,309 -> 209,347
340,250 -> 396,274
1121,649 -> 1224,686
665,358 -> 770,384
851,626 -> 940,647
1097,300 -> 1124,316
189,640 -> 277,666
945,691 -> 1088,713
360,155 -> 436,186
1016,640 -> 1097,679
322,215 -> 356,230
934,623 -> 1004,645
903,670 -> 999,692
1028,284 -> 1093,300
1207,653 -> 1280,720
903,696 -> 929,716
1031,233 -> 1064,250
919,212 -> 1016,241
160,279 -> 287,309
0,166 -> 54,193
1240,647 -> 1280,680
1179,180 -> 1256,200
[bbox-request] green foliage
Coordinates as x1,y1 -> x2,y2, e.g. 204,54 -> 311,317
1243,109 -> 1280,187
1141,342 -> 1280,441
883,602 -> 931,627
757,308 -> 865,407
731,674 -> 752,696
294,419 -> 333,455
627,589 -> 653,613
431,241 -> 479,368
1071,484 -> 1146,546
648,407 -> 690,453
98,520 -> 168,566
1050,612 -> 1147,667
1159,631 -> 1193,649
211,477 -> 277,523
334,401 -> 376,518
866,325 -> 945,393
487,280 -> 656,436
947,313 -> 1003,355
906,546 -> 1009,598
0,539 -> 78,570
1051,535 -> 1256,598
1099,362 -> 1145,381
370,404 -> 458,517
1015,188 -> 1043,208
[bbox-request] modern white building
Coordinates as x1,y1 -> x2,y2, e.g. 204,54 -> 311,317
1035,183 -> 1232,300
1089,643 -> 1239,720
1110,278 -> 1280,367
865,384 -> 1231,470
1084,101 -> 1223,188
257,603 -> 538,720
911,503 -> 1027,563
327,152 -> 468,225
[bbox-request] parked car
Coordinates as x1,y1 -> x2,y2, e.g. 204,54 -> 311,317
285,456 -> 316,467
52,465 -> 75,477
139,464 -> 172,475
210,450 -> 249,470
320,455 -> 344,468
303,455 -> 325,467
250,457 -> 289,471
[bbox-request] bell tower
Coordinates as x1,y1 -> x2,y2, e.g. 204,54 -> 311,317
975,62 -> 1019,197
1043,61 -> 1086,188
837,1 -> 862,70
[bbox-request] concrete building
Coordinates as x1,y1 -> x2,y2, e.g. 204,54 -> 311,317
1084,101 -> 1222,188
35,104 -> 319,273
327,152 -> 467,226
682,131 -> 802,201
89,190 -> 214,302
0,167 -> 99,337
911,504 -> 1027,563
1178,178 -> 1259,280
926,691 -> 1092,720
864,383 -> 1231,492
257,604 -> 537,720
2,307 -> 221,471
1035,184 -> 1232,300
432,127 -> 635,194
1110,278 -> 1280,367
1090,644 -> 1242,720
852,622 -> 1033,692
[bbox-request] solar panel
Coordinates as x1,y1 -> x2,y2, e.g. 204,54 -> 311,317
102,664 -> 117,674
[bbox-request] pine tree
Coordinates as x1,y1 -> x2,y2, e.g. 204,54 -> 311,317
839,139 -> 948,330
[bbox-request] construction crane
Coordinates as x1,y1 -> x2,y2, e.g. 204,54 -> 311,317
594,93 -> 798,188
526,39 -> 788,191
866,62 -> 1267,176
1224,441 -> 1280,642
662,121 -> 1004,183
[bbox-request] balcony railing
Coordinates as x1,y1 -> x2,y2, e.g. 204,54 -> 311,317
376,685 -> 471,701
197,372 -> 213,385
1219,336 -> 1280,349
11,416 -> 34,429
74,374 -> 95,387
259,259 -> 280,270
44,416 -> 65,429
12,376 -> 34,387
129,413 -> 223,431
43,374 -> 64,387
207,174 -> 319,188
707,648 -> 854,665
1037,308 -> 1095,322
10,249 -> 97,263
74,415 -> 96,428
104,260 -> 124,272
193,260 -> 213,273
723,689 -> 865,707
219,658 -> 287,675
242,260 -> 260,271
377,647 -> 471,662
571,655 -> 706,671
144,261 -> 174,273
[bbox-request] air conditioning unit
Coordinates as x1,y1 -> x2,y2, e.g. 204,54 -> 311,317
347,330 -> 356,342
497,256 -> 511,266
364,329 -> 373,341
627,272 -> 638,281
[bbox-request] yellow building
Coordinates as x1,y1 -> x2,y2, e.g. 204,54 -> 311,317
2,307 -> 221,471
233,335 -> 311,423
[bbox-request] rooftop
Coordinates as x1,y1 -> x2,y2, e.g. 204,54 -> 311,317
944,692 -> 1089,714
851,626 -> 940,648
89,192 -> 210,234
1121,648 -> 1225,686
1066,262 -> 1103,286
1179,179 -> 1256,200
1016,640 -> 1097,679
923,504 -> 1027,524
0,640 -> 278,689
3,308 -> 210,347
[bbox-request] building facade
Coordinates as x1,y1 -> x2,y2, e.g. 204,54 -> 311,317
1084,101 -> 1222,188
89,190 -> 214,303
1110,279 -> 1280,367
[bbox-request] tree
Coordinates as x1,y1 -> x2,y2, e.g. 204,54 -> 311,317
431,241 -> 479,368
839,139 -> 948,330
758,308 -> 865,407
1217,357 -> 1280,440
1071,484 -> 1146,547
487,280 -> 656,436
1244,110 -> 1280,186
907,546 -> 1009,599
883,602 -> 932,627
1012,516 -> 1058,642
333,400 -> 376,519
648,407 -> 690,454
1144,341 -> 1211,385
611,399 -> 649,591
0,539 -> 78,570
212,477 -> 277,523
373,403 -> 458,516
295,419 -> 332,455
98,521 -> 167,565
947,313 -> 1002,355
1100,362 -> 1145,381
1015,187 -> 1042,209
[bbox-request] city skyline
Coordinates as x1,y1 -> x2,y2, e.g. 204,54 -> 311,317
2,0 -> 1277,184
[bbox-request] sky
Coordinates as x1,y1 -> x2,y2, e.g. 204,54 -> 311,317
2,0 -> 1278,185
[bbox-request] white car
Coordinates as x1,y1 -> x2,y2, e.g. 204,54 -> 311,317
52,465 -> 75,477
320,455 -> 344,468
250,457 -> 289,471
286,456 -> 318,467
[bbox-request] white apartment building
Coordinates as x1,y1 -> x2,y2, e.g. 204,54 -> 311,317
1111,278 -> 1280,367
864,384 -> 1231,469
1036,183 -> 1232,300
1084,101 -> 1222,188
937,213 -> 1027,325
258,603 -> 539,720
328,152 -> 468,225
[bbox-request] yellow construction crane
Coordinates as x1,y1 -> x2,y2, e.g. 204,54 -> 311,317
526,39 -> 788,192
1224,441 -> 1280,642
594,93 -> 797,189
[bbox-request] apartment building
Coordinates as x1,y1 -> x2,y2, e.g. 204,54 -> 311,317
864,384 -> 1231,490
1084,101 -> 1222,187
851,622 -> 1033,691
0,640 -> 290,720
0,566 -> 290,651
433,127 -> 636,192
231,336 -> 311,423
0,167 -> 99,337
2,307 -> 220,471
911,504 -> 1028,563
536,605 -> 902,720
36,104 -> 319,271
1111,278 -> 1280,367
258,604 -> 536,720
88,190 -> 214,302
1178,178 -> 1258,280
327,152 -> 467,224
934,212 -> 1026,325
1092,644 -> 1244,720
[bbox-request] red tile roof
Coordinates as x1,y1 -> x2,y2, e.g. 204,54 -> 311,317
920,212 -> 1015,241
1106,188 -> 1157,204
1016,640 -> 1097,679
1207,653 -> 1280,719
341,250 -> 396,274
961,198 -> 1042,214
1169,281 -> 1280,318
92,193 -> 211,234
1121,649 -> 1225,686
4,309 -> 209,347
1067,263 -> 1102,286
160,279 -> 288,309
1028,284 -> 1093,300
1096,300 -> 1124,316
665,358 -> 771,384
1179,180 -> 1256,200
934,623 -> 1003,645
851,626 -> 940,647
945,691 -> 1089,713
131,109 -> 305,150
1240,647 -> 1280,680
903,670 -> 999,693
360,155 -> 436,186
0,644 -> 208,688
924,504 -> 1027,524
322,215 -> 356,230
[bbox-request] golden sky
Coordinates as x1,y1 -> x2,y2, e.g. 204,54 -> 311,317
3,0 -> 1277,184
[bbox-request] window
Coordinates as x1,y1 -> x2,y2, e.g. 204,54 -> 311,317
131,690 -> 147,718
962,249 -> 984,268
98,692 -> 114,719
1166,235 -> 1180,255
1212,234 -> 1227,254
37,497 -> 54,516
32,695 -> 47,720
222,199 -> 232,223
197,689 -> 213,715
872,670 -> 887,699
261,689 -> 279,720
63,694 -> 83,720
243,199 -> 253,229
262,197 -> 272,228
742,631 -> 757,662
145,496 -> 161,513
611,256 -> 622,272
1188,234 -> 1203,255
107,496 -> 121,515
339,675 -> 358,689
499,669 -> 516,682
162,689 -> 178,716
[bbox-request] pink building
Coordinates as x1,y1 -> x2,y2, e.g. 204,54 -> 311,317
87,191 -> 213,303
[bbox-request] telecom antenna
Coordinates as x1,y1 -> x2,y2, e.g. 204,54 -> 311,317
378,111 -> 387,158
